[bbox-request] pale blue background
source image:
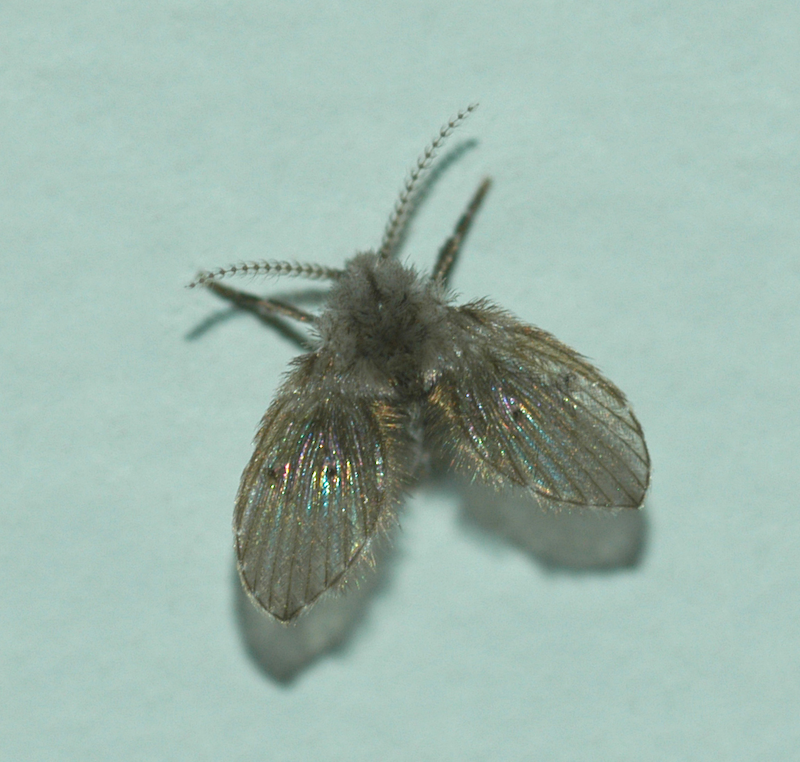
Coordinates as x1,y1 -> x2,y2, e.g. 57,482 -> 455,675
2,2 -> 799,760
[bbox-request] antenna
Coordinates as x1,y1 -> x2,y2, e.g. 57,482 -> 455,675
377,103 -> 478,260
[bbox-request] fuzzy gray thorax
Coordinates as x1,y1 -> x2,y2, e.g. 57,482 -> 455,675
318,252 -> 455,394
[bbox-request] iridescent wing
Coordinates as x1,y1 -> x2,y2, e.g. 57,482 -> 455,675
234,356 -> 414,622
425,301 -> 650,508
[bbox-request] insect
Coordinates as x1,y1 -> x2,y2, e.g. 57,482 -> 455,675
190,105 -> 650,623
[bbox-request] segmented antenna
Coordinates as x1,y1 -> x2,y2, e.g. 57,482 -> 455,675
378,103 -> 478,260
187,260 -> 343,288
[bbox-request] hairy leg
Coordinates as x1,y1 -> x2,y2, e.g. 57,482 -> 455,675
205,281 -> 315,324
432,177 -> 492,284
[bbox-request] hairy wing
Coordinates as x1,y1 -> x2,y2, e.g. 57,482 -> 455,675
425,301 -> 650,508
234,357 -> 413,622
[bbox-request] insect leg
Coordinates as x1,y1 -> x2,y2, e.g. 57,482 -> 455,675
432,177 -> 492,284
205,281 -> 316,324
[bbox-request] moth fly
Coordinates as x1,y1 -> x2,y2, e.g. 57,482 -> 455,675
191,105 -> 650,623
